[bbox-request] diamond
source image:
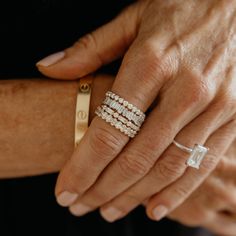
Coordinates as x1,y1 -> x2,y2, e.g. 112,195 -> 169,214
110,100 -> 115,108
114,95 -> 119,101
105,115 -> 112,122
115,122 -> 122,129
128,104 -> 133,109
123,101 -> 128,107
127,112 -> 132,120
116,103 -> 121,110
122,109 -> 128,116
186,144 -> 208,169
119,98 -> 124,103
117,106 -> 124,114
127,121 -> 132,127
114,112 -> 119,118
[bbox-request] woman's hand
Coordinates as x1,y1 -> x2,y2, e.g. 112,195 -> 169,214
37,0 -> 236,222
0,75 -> 113,178
167,139 -> 236,236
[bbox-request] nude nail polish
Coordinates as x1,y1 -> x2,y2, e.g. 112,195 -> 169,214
69,203 -> 91,216
56,191 -> 78,207
152,205 -> 168,221
100,207 -> 123,222
36,51 -> 65,67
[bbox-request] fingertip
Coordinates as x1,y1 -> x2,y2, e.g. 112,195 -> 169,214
36,50 -> 89,80
36,63 -> 81,80
145,204 -> 155,221
36,51 -> 65,67
56,191 -> 78,207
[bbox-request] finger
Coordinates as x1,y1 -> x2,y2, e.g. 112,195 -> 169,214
168,167 -> 236,226
68,61 -> 225,217
203,213 -> 236,236
92,94 -> 235,222
95,67 -> 236,221
54,28 -> 178,207
70,65 -> 232,218
215,156 -> 236,181
68,76 -> 221,218
36,2 -> 147,79
145,119 -> 236,222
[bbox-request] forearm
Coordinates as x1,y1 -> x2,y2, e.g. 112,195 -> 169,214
0,76 -> 112,178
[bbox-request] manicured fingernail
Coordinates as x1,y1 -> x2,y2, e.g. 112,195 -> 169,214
69,203 -> 91,216
57,191 -> 78,207
36,51 -> 65,67
152,205 -> 168,221
100,207 -> 123,222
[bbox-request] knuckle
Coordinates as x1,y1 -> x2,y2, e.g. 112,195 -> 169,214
137,39 -> 173,79
89,126 -> 124,160
200,153 -> 219,172
118,149 -> 154,178
218,92 -> 236,111
188,79 -> 213,105
144,54 -> 164,75
172,185 -> 190,199
74,33 -> 104,65
76,33 -> 97,51
154,155 -> 185,181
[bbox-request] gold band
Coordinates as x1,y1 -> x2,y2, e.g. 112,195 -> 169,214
74,76 -> 93,147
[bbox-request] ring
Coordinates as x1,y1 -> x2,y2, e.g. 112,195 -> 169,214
95,91 -> 146,138
173,140 -> 209,169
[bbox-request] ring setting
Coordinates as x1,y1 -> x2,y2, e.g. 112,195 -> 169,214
95,91 -> 146,138
173,140 -> 209,169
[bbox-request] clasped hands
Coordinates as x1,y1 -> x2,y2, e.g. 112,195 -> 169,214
37,0 -> 236,235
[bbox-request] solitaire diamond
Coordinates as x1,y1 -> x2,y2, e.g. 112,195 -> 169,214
186,144 -> 208,169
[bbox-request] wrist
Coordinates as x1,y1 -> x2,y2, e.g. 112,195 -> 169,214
0,75 -> 114,178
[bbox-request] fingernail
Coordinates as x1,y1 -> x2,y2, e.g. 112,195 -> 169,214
36,51 -> 65,67
152,205 -> 168,221
100,207 -> 123,222
69,203 -> 91,216
57,191 -> 78,207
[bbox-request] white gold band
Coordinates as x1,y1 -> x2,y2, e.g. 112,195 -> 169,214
173,140 -> 209,169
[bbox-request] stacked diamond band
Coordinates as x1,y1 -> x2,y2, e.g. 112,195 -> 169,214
95,91 -> 146,138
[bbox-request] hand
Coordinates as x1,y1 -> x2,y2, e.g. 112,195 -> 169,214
37,0 -> 236,222
0,75 -> 113,177
167,139 -> 236,236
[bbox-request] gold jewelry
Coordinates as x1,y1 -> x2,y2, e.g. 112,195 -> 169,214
74,76 -> 93,147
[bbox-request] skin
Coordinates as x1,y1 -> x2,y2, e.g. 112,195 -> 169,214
1,75 -> 236,234
169,139 -> 236,236
0,75 -> 113,177
37,0 -> 236,234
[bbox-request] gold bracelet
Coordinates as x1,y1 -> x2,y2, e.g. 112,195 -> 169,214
74,76 -> 93,147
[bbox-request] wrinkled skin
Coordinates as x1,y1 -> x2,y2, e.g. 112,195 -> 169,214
37,0 -> 236,234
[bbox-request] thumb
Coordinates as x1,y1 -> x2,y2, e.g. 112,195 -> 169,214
36,2 -> 145,80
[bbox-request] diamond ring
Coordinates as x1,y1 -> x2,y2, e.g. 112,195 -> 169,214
95,91 -> 146,138
173,140 -> 209,169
